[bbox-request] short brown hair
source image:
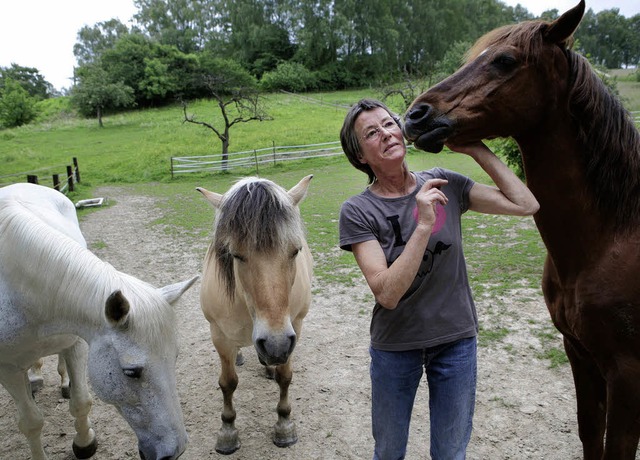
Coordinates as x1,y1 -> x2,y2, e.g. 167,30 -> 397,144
340,99 -> 401,184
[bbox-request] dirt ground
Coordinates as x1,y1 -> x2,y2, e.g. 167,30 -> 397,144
1,185 -> 626,460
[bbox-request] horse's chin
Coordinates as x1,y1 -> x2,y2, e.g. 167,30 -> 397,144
413,130 -> 447,153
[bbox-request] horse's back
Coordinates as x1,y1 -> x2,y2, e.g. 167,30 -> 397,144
0,183 -> 85,246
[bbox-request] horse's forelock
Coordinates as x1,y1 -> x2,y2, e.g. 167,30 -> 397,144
212,179 -> 305,300
466,21 -> 552,66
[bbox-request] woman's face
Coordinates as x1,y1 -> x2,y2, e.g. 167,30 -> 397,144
355,108 -> 406,172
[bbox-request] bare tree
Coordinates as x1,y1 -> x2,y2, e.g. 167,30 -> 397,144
182,75 -> 271,169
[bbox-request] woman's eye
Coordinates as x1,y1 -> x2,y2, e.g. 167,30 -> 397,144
123,367 -> 143,379
383,120 -> 395,129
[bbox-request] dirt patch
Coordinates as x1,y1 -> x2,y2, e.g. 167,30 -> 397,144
0,186 -> 606,459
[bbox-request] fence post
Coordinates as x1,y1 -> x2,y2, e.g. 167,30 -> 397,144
273,141 -> 276,165
66,166 -> 74,192
53,174 -> 60,191
254,150 -> 259,176
73,157 -> 81,183
27,175 -> 38,184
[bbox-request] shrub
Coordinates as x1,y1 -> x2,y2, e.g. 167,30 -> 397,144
260,62 -> 318,92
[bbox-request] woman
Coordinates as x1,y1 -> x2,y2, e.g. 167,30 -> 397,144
338,99 -> 539,460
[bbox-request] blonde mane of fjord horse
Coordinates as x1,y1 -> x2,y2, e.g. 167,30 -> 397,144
197,175 -> 313,455
0,183 -> 198,460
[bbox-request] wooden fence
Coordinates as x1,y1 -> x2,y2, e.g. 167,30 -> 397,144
170,141 -> 344,177
1,157 -> 81,193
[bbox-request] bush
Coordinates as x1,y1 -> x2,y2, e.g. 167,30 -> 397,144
260,62 -> 318,92
492,138 -> 524,180
0,78 -> 39,128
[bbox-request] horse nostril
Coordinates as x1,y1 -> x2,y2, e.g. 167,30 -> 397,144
138,451 -> 146,460
406,103 -> 433,123
255,338 -> 267,356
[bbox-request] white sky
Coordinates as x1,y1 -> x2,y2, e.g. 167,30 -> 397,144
1,1 -> 639,92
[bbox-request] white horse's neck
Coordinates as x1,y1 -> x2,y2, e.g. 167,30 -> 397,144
1,204 -> 145,340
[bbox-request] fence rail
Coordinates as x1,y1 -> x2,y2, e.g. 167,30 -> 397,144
171,141 -> 344,177
1,158 -> 81,193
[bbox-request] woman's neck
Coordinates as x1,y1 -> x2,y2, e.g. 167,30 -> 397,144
370,166 -> 415,197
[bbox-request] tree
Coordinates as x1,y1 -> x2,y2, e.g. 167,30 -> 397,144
74,19 -> 133,67
0,78 -> 39,128
71,64 -> 135,127
182,58 -> 270,168
0,64 -> 54,99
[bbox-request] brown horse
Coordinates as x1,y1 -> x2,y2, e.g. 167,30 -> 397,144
197,175 -> 313,455
403,2 -> 640,459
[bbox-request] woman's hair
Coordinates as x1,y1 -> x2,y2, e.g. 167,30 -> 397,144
340,98 -> 401,184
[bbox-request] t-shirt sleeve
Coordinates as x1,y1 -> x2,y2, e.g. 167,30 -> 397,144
338,198 -> 377,252
436,168 -> 474,213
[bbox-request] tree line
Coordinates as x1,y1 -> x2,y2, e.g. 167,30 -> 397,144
1,0 -> 639,129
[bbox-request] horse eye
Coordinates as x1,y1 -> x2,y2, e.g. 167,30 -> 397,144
232,253 -> 246,262
290,248 -> 301,259
123,367 -> 143,379
492,54 -> 517,70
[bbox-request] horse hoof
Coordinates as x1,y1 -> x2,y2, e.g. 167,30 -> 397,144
273,422 -> 297,448
236,351 -> 245,366
273,434 -> 298,448
264,365 -> 276,380
61,385 -> 71,399
73,437 -> 98,459
215,439 -> 240,455
29,377 -> 44,394
216,427 -> 240,455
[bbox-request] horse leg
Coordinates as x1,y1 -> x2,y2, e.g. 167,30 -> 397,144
57,354 -> 70,399
61,341 -> 98,459
0,366 -> 48,460
213,335 -> 241,455
564,336 -> 606,460
27,358 -> 45,395
601,368 -> 640,459
273,360 -> 297,447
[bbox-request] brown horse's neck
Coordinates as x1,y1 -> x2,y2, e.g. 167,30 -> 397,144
517,122 -> 612,281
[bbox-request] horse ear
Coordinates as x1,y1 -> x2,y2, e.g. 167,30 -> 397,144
105,290 -> 130,327
288,174 -> 314,206
158,275 -> 199,305
544,0 -> 585,46
196,187 -> 223,208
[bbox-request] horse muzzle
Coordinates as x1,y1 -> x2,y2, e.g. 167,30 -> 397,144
403,102 -> 454,153
254,332 -> 297,366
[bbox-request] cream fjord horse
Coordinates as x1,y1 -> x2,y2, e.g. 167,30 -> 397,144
0,183 -> 198,460
197,175 -> 313,454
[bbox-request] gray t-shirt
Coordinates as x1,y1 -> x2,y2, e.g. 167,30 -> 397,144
339,168 -> 477,351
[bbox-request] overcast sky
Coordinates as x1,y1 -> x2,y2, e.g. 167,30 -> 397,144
1,0 -> 638,92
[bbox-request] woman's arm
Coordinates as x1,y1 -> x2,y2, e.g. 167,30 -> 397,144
351,178 -> 448,309
447,141 -> 539,216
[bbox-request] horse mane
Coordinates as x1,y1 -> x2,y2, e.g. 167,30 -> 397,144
213,178 -> 305,300
567,52 -> 640,231
0,202 -> 176,347
468,20 -> 640,232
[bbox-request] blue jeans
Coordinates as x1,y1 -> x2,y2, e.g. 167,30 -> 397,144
370,337 -> 477,460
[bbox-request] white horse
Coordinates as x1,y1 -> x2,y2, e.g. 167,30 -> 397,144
0,183 -> 198,460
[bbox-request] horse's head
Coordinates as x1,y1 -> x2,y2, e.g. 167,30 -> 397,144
86,276 -> 197,460
403,0 -> 585,152
197,175 -> 313,366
